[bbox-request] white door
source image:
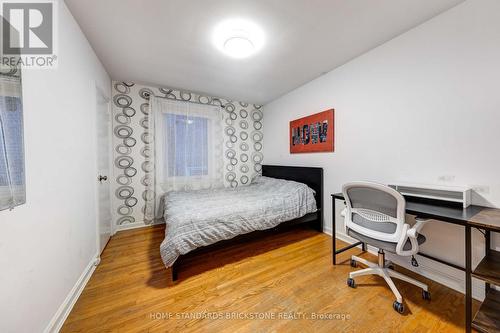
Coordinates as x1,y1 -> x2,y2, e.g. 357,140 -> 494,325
96,87 -> 112,255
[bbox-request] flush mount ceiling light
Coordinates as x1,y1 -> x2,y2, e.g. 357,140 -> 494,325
213,18 -> 265,59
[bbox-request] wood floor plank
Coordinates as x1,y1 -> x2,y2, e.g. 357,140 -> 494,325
62,224 -> 475,332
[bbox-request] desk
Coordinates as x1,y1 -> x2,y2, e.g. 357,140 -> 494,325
331,193 -> 500,333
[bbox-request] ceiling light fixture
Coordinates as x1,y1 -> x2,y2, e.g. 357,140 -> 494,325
213,18 -> 264,59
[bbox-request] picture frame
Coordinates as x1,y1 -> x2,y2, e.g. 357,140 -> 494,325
289,109 -> 334,153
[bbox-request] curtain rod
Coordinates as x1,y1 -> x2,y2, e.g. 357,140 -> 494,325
152,94 -> 226,108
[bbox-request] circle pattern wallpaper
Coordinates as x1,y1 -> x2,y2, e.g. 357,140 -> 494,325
112,81 -> 263,227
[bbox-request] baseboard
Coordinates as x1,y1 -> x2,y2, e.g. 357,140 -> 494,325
115,219 -> 165,232
323,227 -> 485,301
44,254 -> 100,333
115,221 -> 150,232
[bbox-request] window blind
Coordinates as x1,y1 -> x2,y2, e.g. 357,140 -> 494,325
0,66 -> 25,211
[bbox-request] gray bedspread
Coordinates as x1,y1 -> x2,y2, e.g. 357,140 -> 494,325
160,176 -> 317,267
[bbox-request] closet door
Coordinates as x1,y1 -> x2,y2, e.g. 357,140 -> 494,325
96,86 -> 112,255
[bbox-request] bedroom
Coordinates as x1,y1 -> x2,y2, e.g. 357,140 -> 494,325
1,0 -> 499,332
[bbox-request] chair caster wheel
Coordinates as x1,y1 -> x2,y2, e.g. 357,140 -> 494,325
350,259 -> 357,268
422,290 -> 431,300
393,301 -> 404,314
347,278 -> 356,288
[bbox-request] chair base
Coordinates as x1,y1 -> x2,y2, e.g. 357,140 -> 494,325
349,251 -> 428,306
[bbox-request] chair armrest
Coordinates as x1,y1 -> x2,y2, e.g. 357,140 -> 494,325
407,217 -> 428,239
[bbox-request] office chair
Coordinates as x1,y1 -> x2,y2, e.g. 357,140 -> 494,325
342,182 -> 430,314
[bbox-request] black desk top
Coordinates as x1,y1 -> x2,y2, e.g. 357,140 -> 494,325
332,193 -> 499,231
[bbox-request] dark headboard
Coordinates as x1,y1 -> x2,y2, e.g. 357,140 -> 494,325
262,165 -> 324,228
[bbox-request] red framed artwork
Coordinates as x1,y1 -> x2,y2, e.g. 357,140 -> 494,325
290,109 -> 334,153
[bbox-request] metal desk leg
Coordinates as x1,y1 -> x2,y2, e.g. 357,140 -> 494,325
465,225 -> 472,333
332,196 -> 336,265
485,230 -> 491,294
332,197 -> 365,265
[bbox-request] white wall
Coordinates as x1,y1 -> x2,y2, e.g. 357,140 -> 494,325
0,2 -> 110,332
263,0 -> 500,298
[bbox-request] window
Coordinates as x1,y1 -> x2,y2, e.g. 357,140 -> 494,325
151,98 -> 224,193
0,68 -> 25,211
164,114 -> 209,177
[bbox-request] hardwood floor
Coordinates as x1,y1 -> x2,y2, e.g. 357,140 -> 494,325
62,225 -> 476,332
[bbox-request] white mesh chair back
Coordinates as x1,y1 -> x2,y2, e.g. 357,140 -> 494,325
343,182 -> 406,243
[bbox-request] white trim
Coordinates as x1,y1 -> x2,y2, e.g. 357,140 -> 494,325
115,219 -> 165,232
323,228 -> 485,301
44,254 -> 100,333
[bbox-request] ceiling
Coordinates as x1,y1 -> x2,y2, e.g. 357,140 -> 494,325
65,0 -> 464,104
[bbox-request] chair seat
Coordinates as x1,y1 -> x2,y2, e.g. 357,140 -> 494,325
347,229 -> 426,254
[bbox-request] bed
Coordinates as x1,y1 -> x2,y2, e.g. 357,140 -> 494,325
161,165 -> 323,284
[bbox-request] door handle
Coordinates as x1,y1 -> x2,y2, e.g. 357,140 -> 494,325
98,175 -> 108,182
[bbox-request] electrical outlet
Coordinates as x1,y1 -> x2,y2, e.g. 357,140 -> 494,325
472,185 -> 490,194
438,175 -> 455,182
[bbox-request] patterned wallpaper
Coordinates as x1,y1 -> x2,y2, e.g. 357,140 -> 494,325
111,81 -> 264,228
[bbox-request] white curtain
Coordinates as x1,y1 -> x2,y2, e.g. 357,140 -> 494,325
144,97 -> 224,221
0,66 -> 25,211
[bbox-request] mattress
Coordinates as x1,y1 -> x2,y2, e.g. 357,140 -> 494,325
160,176 -> 317,267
